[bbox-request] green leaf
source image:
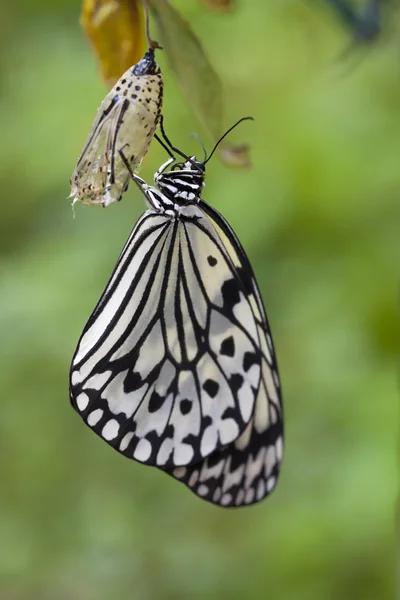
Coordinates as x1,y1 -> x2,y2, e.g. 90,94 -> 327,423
149,0 -> 251,167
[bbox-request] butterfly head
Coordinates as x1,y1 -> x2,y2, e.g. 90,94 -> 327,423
154,117 -> 254,206
182,157 -> 205,173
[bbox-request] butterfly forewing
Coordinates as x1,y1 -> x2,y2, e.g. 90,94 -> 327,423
70,204 -> 264,468
70,49 -> 163,207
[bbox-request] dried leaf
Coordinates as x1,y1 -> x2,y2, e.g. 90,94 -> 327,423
81,0 -> 145,86
219,144 -> 252,169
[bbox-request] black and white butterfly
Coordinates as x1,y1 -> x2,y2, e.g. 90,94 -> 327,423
70,119 -> 283,507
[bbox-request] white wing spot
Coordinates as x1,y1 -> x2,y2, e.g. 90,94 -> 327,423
236,489 -> 245,506
256,479 -> 265,501
265,446 -> 276,478
173,444 -> 194,466
85,371 -> 112,391
213,487 -> 221,503
273,370 -> 280,387
172,466 -> 187,479
156,438 -> 173,466
76,393 -> 89,412
221,493 -> 232,506
71,371 -> 81,386
134,438 -> 152,461
219,418 -> 240,445
276,436 -> 283,462
245,487 -> 255,505
87,409 -> 103,426
235,422 -> 252,451
120,432 -> 134,451
102,419 -> 120,441
266,475 -> 277,493
197,484 -> 209,497
188,470 -> 199,487
200,425 -> 218,457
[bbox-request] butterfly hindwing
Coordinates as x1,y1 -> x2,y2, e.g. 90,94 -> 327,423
162,202 -> 283,506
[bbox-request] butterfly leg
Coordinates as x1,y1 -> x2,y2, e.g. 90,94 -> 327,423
155,157 -> 175,179
118,148 -> 166,212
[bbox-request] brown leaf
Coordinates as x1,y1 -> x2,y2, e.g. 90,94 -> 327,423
219,143 -> 252,169
200,0 -> 236,11
81,0 -> 146,86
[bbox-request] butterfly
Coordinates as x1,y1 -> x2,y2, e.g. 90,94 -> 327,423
69,118 -> 283,507
70,48 -> 163,207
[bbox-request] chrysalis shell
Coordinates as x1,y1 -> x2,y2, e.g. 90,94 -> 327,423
70,48 -> 163,207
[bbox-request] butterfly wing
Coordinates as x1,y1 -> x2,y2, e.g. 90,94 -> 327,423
162,201 -> 283,506
70,203 -> 265,468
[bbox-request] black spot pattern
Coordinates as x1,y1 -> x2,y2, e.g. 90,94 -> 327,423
124,371 -> 142,392
205,450 -> 223,468
207,255 -> 217,267
243,351 -> 258,372
164,424 -> 175,439
220,336 -> 235,357
236,266 -> 254,297
229,373 -> 243,393
148,390 -> 165,413
203,379 -> 219,398
221,406 -> 238,421
180,399 -> 192,415
221,278 -> 241,311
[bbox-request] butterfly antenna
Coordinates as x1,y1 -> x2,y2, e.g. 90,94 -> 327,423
204,116 -> 254,165
158,116 -> 190,161
157,116 -> 203,171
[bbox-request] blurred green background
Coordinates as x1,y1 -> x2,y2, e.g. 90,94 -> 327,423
0,0 -> 397,598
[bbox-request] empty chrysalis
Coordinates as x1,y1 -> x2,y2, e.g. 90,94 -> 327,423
70,48 -> 163,207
